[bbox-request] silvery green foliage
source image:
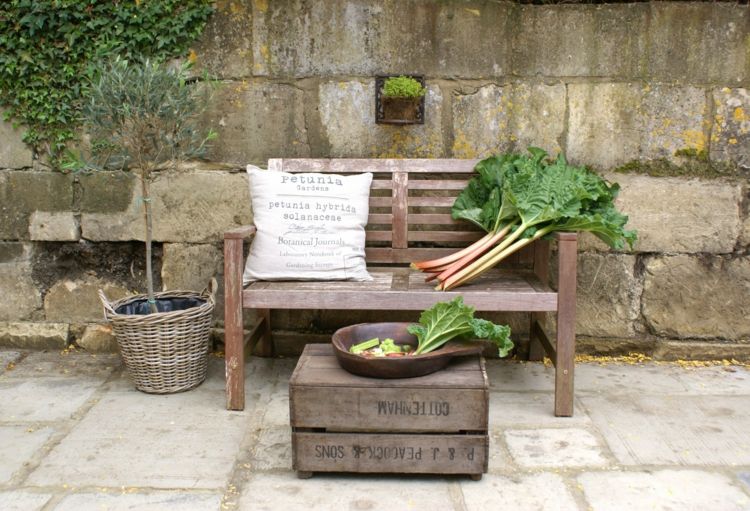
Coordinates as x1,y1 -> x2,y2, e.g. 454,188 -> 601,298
81,57 -> 216,177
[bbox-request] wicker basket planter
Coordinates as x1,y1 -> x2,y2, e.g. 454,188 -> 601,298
99,289 -> 215,394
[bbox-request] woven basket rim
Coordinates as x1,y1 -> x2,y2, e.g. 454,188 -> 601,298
104,290 -> 215,320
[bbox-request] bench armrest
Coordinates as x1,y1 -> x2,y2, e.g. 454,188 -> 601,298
224,225 -> 256,240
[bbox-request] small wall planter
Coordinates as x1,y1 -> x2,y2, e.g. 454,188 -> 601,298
375,75 -> 425,125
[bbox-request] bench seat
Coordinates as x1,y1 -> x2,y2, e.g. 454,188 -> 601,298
244,268 -> 557,312
224,158 -> 578,417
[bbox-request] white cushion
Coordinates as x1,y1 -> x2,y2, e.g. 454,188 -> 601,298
242,165 -> 373,284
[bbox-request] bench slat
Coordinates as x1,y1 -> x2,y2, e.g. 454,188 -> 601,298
408,231 -> 485,242
243,268 -> 556,312
272,158 -> 480,174
409,180 -> 471,190
408,196 -> 456,207
408,214 -> 463,225
368,213 -> 393,224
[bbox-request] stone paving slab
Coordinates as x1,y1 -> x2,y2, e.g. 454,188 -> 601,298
504,428 -> 609,469
238,473 -> 459,511
0,426 -> 54,484
1,352 -> 120,379
485,360 -> 555,392
581,394 -> 750,466
0,491 -> 51,511
672,366 -> 750,395
488,392 -> 591,428
53,491 -> 223,511
0,379 -> 102,422
249,426 -> 293,471
26,389 -> 251,489
579,469 -> 750,511
574,363 -> 689,395
460,472 -> 579,511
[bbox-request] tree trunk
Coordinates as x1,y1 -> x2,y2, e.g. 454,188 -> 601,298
141,177 -> 158,314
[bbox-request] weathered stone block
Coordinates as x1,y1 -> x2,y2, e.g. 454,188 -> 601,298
512,83 -> 567,157
81,171 -> 252,243
641,85 -> 709,161
513,4 -> 647,79
712,88 -> 750,169
654,340 -> 750,362
0,171 -> 74,239
568,83 -> 643,169
0,242 -> 30,263
202,81 -> 309,166
452,84 -> 509,158
161,243 -> 222,291
576,337 -> 656,357
452,83 -> 566,158
0,262 -> 41,321
401,1 -> 512,78
0,322 -> 68,349
0,115 -> 33,169
29,211 -> 80,241
252,0 -> 380,77
642,255 -> 750,340
742,206 -> 750,248
44,278 -> 130,323
575,253 -> 639,338
252,1 -> 513,78
77,324 -> 118,353
192,0 -> 253,78
648,3 -> 749,85
319,80 -> 444,158
79,172 -> 135,213
601,172 -> 741,253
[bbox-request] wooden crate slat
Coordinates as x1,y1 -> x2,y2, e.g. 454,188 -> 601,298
290,386 -> 488,431
292,432 -> 488,475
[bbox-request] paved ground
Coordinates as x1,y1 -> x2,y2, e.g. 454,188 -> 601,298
1,348 -> 749,511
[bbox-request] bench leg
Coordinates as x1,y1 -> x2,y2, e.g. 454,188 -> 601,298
554,236 -> 577,417
225,238 -> 245,411
254,308 -> 274,358
529,239 -> 550,362
528,312 -> 546,361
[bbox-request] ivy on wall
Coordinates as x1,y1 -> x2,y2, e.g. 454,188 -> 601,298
0,0 -> 214,166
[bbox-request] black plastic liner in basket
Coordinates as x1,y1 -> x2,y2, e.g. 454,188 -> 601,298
115,296 -> 207,316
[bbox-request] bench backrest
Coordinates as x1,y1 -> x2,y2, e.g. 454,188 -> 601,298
268,158 -> 535,266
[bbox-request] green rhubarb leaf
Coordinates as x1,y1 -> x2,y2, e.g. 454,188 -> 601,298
408,297 -> 512,357
470,318 -> 513,357
410,297 -> 475,354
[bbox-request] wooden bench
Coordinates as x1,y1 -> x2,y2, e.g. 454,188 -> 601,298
224,158 -> 578,416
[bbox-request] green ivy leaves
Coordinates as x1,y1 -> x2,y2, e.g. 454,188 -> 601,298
0,0 -> 213,166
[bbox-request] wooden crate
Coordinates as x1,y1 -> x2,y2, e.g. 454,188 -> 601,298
289,344 -> 489,479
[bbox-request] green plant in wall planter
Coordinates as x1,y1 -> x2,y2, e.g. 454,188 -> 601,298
76,57 -> 218,394
377,75 -> 426,125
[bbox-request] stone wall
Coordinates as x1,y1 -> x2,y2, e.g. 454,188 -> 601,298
1,1 -> 748,359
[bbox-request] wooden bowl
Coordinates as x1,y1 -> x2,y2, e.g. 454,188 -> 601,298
332,322 -> 483,379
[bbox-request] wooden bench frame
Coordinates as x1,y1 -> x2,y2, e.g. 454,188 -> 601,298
224,158 -> 577,416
